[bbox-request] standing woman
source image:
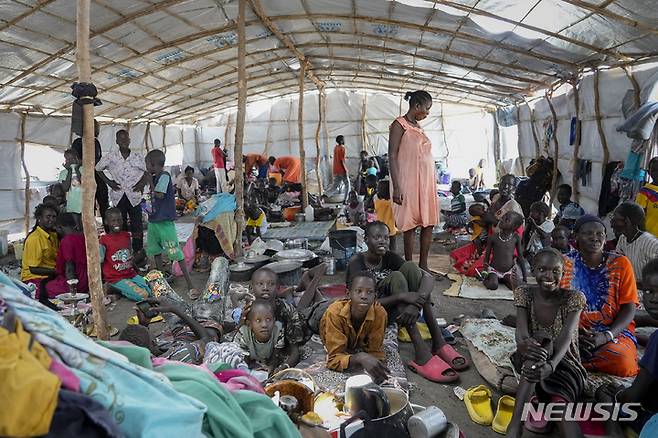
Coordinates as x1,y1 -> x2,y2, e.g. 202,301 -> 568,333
389,91 -> 438,272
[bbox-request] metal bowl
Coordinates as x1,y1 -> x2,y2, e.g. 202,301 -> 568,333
275,249 -> 315,261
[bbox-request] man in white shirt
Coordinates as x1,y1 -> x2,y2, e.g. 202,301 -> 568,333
96,129 -> 149,252
612,202 -> 658,286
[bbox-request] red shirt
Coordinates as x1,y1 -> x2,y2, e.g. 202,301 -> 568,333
100,231 -> 136,283
333,144 -> 347,176
211,147 -> 225,169
54,233 -> 88,293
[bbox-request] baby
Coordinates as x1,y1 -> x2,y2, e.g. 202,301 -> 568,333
467,203 -> 487,254
483,211 -> 528,290
234,299 -> 286,375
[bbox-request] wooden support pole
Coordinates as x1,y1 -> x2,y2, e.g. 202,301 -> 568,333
594,70 -> 610,180
19,112 -> 29,235
287,99 -> 293,154
570,79 -> 581,203
439,102 -> 450,167
76,0 -> 108,340
298,62 -> 308,209
193,123 -> 200,168
224,113 -> 233,150
321,89 -> 331,184
545,90 -> 560,204
263,103 -> 274,157
161,122 -> 167,153
315,87 -> 324,196
233,0 -> 246,258
360,94 -> 368,153
515,105 -> 525,175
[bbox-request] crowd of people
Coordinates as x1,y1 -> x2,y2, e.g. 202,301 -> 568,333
9,88 -> 658,438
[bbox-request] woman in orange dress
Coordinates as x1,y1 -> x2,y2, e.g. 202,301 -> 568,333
389,90 -> 438,272
273,156 -> 302,184
560,215 -> 639,377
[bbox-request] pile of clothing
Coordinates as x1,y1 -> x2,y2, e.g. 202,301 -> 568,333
0,273 -> 300,438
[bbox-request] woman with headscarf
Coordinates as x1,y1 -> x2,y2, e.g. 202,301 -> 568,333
389,90 -> 438,272
560,215 -> 639,377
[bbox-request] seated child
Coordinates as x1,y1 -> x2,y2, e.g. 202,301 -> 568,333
523,201 -> 554,261
373,179 -> 398,251
58,148 -> 83,228
442,181 -> 468,230
595,259 -> 658,435
364,174 -> 378,214
507,248 -> 586,438
234,299 -> 287,375
175,165 -> 199,213
319,271 -> 389,383
553,184 -> 584,229
248,267 -> 305,367
347,222 -> 466,382
345,190 -> 366,227
467,203 -> 487,254
127,297 -> 223,365
483,211 -> 528,291
266,177 -> 282,204
100,207 -> 152,301
45,213 -> 89,297
550,226 -> 573,254
245,203 -> 268,244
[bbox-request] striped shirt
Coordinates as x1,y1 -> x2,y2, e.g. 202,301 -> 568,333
616,231 -> 658,282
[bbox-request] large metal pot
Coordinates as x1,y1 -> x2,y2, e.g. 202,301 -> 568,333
229,261 -> 256,282
265,260 -> 303,286
340,387 -> 413,438
243,253 -> 271,269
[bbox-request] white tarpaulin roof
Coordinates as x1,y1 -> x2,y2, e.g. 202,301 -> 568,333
2,0 -> 658,122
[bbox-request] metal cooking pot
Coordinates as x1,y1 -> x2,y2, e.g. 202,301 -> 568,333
243,254 -> 271,269
229,261 -> 256,282
264,260 -> 303,286
340,387 -> 413,438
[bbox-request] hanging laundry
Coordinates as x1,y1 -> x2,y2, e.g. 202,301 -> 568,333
621,150 -> 645,181
569,117 -> 581,146
616,102 -> 658,140
599,161 -> 624,216
576,159 -> 592,187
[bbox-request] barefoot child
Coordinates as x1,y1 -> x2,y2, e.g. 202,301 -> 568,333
442,181 -> 468,230
44,213 -> 88,298
467,203 -> 487,254
145,150 -> 198,299
523,201 -> 554,261
483,211 -> 528,290
234,299 -> 287,375
347,221 -> 467,383
507,248 -> 586,437
99,207 -> 152,301
345,189 -> 366,227
320,272 -> 389,383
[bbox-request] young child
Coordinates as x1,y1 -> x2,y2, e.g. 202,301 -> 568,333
364,174 -> 378,215
366,157 -> 379,177
176,166 -> 199,213
144,150 -> 198,299
49,183 -> 67,212
373,179 -> 398,251
44,213 -> 88,298
20,203 -> 59,307
550,226 -> 573,254
553,184 -> 584,229
58,149 -> 83,228
467,203 -> 487,253
483,211 -> 528,290
507,248 -> 586,437
245,203 -> 268,244
637,157 -> 658,238
234,299 -> 286,375
42,195 -> 60,212
248,267 -> 305,368
319,271 -> 389,382
266,177 -> 281,204
99,207 -> 152,301
442,181 -> 468,230
523,201 -> 554,261
345,190 -> 366,227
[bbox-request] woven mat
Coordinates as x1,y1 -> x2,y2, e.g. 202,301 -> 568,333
443,274 -> 514,300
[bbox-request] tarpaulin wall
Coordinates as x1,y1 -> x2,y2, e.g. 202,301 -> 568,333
507,64 -> 658,214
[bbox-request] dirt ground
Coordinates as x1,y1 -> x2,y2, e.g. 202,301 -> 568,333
99,233 -> 552,438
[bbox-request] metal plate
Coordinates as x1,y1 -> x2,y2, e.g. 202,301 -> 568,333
276,249 -> 314,260
265,260 -> 303,273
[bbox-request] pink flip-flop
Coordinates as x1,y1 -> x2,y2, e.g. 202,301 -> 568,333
435,344 -> 469,371
408,355 -> 459,383
524,395 -> 552,434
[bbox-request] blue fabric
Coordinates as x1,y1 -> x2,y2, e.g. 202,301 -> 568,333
0,272 -> 207,438
150,172 -> 176,222
621,150 -> 644,181
640,413 -> 658,438
257,164 -> 269,179
640,330 -> 658,379
617,102 -> 658,140
195,193 -> 237,223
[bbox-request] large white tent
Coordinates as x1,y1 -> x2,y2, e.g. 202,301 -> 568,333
2,0 -> 658,228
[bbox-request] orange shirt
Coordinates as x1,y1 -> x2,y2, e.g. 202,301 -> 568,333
319,299 -> 387,371
333,144 -> 347,176
244,154 -> 266,173
273,156 -> 302,184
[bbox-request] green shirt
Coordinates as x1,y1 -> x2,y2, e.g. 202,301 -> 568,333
58,166 -> 83,214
